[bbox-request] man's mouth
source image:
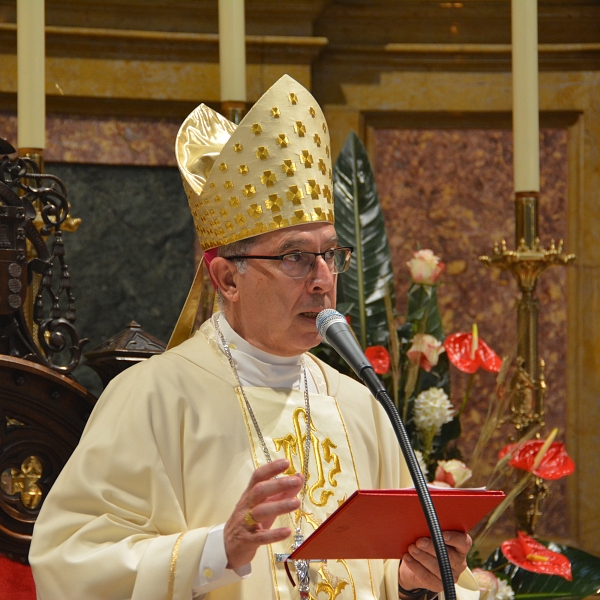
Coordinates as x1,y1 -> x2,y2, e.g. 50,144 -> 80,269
299,311 -> 321,319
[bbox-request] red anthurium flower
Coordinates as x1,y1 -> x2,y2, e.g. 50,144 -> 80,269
365,346 -> 391,375
499,439 -> 575,480
501,531 -> 572,580
444,324 -> 502,374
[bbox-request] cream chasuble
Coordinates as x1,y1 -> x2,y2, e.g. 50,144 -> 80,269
30,318 -> 478,600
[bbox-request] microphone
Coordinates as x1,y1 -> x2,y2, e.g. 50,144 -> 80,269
316,308 -> 457,600
317,308 -> 388,397
317,309 -> 373,378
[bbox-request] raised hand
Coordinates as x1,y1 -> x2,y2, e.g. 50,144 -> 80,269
224,459 -> 305,570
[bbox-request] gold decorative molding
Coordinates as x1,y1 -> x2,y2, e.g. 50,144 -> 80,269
1,456 -> 43,510
0,23 -> 328,64
320,42 -> 600,73
384,43 -> 600,53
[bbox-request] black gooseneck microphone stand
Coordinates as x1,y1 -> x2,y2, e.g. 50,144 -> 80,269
317,309 -> 457,600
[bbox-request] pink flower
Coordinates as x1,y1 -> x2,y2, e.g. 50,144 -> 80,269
406,249 -> 445,285
472,568 -> 499,600
407,333 -> 445,372
434,459 -> 472,488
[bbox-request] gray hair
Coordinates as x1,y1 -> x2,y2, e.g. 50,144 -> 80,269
215,235 -> 259,311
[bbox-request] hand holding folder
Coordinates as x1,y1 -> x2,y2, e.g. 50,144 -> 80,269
290,488 -> 505,560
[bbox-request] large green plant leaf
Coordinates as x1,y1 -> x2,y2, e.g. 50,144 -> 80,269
333,131 -> 395,348
483,542 -> 600,598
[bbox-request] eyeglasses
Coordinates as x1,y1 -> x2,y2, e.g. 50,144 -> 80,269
225,247 -> 353,279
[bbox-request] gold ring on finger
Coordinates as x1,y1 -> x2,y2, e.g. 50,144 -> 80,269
244,510 -> 259,529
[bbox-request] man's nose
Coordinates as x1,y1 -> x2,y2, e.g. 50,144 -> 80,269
308,255 -> 335,288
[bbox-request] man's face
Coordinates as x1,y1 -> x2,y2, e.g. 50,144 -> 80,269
226,222 -> 339,357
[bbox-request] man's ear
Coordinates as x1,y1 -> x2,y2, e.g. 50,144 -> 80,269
210,257 -> 240,302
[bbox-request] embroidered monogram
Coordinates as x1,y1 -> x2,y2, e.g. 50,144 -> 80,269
274,407 -> 341,507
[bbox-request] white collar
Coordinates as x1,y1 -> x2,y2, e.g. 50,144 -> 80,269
215,313 -> 317,392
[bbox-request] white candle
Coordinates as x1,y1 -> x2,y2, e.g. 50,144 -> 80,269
218,0 -> 246,103
511,0 -> 539,193
17,0 -> 45,150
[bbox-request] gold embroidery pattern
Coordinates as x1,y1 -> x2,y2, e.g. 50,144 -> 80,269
167,533 -> 185,600
292,508 -> 355,600
323,439 -> 341,486
316,563 -> 352,600
273,407 -> 341,508
294,508 -> 321,532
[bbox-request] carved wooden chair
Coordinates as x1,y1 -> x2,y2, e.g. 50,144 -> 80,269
0,144 -> 166,597
0,145 -> 94,597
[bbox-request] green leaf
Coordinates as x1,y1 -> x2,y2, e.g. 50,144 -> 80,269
483,542 -> 600,598
333,131 -> 395,349
406,284 -> 445,341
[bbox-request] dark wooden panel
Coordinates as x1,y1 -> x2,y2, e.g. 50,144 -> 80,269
0,356 -> 96,562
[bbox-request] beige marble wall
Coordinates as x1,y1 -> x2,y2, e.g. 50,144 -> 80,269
0,54 -> 311,105
325,70 -> 600,554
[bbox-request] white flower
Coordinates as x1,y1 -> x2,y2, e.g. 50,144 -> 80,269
472,569 -> 514,600
406,249 -> 445,285
413,387 -> 454,439
496,579 -> 514,600
472,569 -> 498,600
414,449 -> 429,478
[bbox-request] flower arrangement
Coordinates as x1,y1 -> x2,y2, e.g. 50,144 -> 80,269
315,131 -> 600,599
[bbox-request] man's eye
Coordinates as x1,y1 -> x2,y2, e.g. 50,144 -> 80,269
283,253 -> 303,263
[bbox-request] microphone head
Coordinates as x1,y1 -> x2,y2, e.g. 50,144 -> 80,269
316,308 -> 347,341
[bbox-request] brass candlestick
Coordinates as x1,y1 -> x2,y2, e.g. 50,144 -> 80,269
480,191 -> 575,533
221,101 -> 246,125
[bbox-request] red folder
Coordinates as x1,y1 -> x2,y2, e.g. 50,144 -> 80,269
290,488 -> 505,560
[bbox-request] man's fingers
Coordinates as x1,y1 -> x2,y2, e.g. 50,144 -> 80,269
225,462 -> 304,570
411,533 -> 471,566
406,545 -> 462,583
246,473 -> 304,508
246,526 -> 294,546
247,459 -> 293,487
401,554 -> 444,592
225,525 -> 293,569
249,497 -> 301,525
443,531 -> 472,555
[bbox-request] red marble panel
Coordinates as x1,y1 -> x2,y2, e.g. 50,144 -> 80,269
0,112 -> 179,166
373,128 -> 569,541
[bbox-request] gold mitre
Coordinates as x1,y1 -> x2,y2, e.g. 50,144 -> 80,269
176,74 -> 334,251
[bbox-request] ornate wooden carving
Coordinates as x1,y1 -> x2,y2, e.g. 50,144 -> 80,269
84,321 -> 166,389
0,143 -> 87,374
0,355 -> 96,562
